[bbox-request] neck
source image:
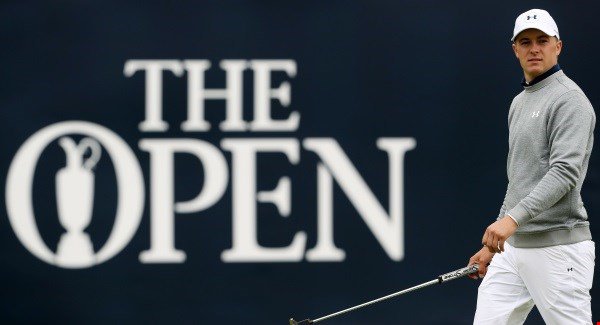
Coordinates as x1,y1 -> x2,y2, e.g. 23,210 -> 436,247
521,64 -> 562,88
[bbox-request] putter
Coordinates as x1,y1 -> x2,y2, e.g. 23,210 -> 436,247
289,264 -> 479,325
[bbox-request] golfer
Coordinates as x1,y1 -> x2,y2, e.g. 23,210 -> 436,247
468,9 -> 596,324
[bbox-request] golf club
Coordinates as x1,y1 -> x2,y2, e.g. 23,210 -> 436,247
289,264 -> 479,324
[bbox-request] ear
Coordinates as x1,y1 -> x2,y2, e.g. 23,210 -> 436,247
556,39 -> 563,56
512,43 -> 518,58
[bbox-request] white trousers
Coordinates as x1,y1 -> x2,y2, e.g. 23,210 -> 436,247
474,240 -> 595,325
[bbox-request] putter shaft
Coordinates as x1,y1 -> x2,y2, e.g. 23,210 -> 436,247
290,264 -> 478,324
312,279 -> 439,323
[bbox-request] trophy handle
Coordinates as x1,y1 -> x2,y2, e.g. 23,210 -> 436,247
78,138 -> 101,170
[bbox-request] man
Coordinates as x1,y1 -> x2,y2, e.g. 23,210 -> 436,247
468,9 -> 596,324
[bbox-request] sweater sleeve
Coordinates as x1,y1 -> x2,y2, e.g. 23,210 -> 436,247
498,187 -> 519,226
507,91 -> 595,225
498,99 -> 515,221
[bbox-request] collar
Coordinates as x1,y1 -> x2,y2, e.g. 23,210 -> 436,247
521,64 -> 561,87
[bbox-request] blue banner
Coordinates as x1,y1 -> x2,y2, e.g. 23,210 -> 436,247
1,1 -> 598,324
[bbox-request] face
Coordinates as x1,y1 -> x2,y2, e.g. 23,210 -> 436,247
512,29 -> 562,82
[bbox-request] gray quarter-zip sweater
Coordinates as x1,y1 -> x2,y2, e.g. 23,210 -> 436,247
499,67 -> 596,248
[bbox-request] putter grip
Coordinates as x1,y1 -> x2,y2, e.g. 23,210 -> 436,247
438,264 -> 479,283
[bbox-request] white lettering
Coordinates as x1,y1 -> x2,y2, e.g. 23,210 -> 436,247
303,138 -> 416,261
248,60 -> 300,131
138,139 -> 229,263
181,60 -> 247,132
123,60 -> 184,132
220,138 -> 306,262
305,163 -> 346,261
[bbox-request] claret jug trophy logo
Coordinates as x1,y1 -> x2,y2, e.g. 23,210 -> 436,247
55,137 -> 101,267
5,59 -> 416,269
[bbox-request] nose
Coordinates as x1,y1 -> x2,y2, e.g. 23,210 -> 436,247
530,42 -> 541,54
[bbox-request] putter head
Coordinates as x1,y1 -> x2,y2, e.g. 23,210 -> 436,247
289,318 -> 313,325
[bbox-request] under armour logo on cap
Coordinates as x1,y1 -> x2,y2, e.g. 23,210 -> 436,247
527,15 -> 537,20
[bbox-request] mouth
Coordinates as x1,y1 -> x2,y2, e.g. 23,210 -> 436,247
528,58 -> 542,63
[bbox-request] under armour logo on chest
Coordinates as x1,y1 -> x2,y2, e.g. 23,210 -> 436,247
532,111 -> 540,118
527,15 -> 537,20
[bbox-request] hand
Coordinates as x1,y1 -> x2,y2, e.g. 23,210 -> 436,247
482,215 -> 518,253
468,247 -> 495,279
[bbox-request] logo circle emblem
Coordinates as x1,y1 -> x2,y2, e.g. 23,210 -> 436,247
6,121 -> 145,268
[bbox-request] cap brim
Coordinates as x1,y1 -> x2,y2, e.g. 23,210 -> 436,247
511,26 -> 558,41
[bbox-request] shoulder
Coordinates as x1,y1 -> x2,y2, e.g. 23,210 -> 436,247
549,74 -> 594,116
553,74 -> 593,108
511,91 -> 526,107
